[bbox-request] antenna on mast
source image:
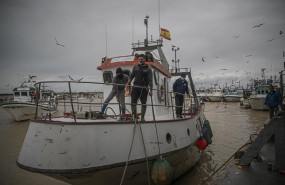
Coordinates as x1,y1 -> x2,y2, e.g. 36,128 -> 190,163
158,0 -> 161,39
144,15 -> 149,46
105,25 -> 108,57
132,16 -> 134,43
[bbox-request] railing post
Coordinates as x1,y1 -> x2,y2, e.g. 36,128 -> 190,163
34,82 -> 41,120
68,82 -> 76,122
170,92 -> 175,119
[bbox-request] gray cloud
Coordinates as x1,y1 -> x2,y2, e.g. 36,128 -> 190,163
0,0 -> 284,93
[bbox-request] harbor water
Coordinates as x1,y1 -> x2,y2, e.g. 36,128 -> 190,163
0,102 -> 268,185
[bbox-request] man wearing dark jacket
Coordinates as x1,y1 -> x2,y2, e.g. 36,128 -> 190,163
99,67 -> 129,120
125,54 -> 153,121
264,85 -> 282,119
173,73 -> 190,118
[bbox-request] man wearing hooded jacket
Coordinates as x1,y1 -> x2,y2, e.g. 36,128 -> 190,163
125,54 -> 153,121
264,85 -> 282,119
99,67 -> 129,120
173,73 -> 190,118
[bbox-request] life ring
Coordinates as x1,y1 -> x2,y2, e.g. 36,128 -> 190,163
125,86 -> 131,97
157,84 -> 165,102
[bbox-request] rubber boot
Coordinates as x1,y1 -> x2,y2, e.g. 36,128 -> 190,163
141,105 -> 147,121
120,107 -> 126,120
99,104 -> 107,115
131,105 -> 137,120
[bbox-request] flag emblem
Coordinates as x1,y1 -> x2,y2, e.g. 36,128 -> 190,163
160,28 -> 171,40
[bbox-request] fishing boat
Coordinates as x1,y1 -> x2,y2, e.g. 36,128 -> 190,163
0,76 -> 58,121
208,84 -> 224,102
224,85 -> 243,102
248,85 -> 269,110
17,17 -> 211,185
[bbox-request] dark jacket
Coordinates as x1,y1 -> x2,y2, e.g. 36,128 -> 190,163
112,74 -> 129,93
264,90 -> 282,108
173,78 -> 189,95
129,64 -> 153,89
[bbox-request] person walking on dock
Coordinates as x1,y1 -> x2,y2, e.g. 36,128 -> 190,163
173,73 -> 190,118
264,85 -> 282,119
125,54 -> 153,121
99,67 -> 129,120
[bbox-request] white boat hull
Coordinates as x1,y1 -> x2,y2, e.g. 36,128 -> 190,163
224,96 -> 242,102
1,103 -> 57,121
248,95 -> 268,110
208,96 -> 223,102
17,113 -> 204,184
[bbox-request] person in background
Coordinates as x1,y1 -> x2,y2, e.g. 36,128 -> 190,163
264,85 -> 282,119
125,54 -> 153,121
99,67 -> 129,120
173,73 -> 190,118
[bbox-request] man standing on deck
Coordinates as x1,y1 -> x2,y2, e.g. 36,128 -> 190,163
99,67 -> 129,120
264,85 -> 282,119
125,54 -> 153,122
173,73 -> 190,118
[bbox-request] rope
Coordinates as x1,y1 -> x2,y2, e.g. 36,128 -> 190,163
119,118 -> 138,185
138,121 -> 151,185
150,93 -> 161,155
200,133 -> 258,185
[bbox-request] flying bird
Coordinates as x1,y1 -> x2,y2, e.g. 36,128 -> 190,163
68,75 -> 83,82
202,57 -> 205,62
266,39 -> 275,43
252,23 -> 264,28
246,61 -> 250,63
29,75 -> 36,79
246,55 -> 252,57
280,30 -> 283,35
199,73 -> 204,75
220,69 -> 227,70
55,38 -> 65,47
233,35 -> 240,38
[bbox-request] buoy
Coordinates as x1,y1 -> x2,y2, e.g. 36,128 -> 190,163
151,157 -> 173,185
197,138 -> 207,151
204,120 -> 213,137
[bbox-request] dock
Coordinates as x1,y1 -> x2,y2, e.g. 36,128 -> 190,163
220,111 -> 285,185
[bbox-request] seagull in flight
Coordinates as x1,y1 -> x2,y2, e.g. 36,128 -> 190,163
266,39 -> 275,43
220,69 -> 227,70
252,23 -> 264,28
280,30 -> 283,35
68,75 -> 83,82
29,75 -> 36,79
246,61 -> 250,63
246,54 -> 252,57
233,35 -> 240,38
55,38 -> 65,47
202,57 -> 205,62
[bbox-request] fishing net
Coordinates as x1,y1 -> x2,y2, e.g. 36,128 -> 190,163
151,157 -> 173,185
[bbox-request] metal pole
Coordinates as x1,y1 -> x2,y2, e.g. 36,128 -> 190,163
170,92 -> 175,119
35,82 -> 41,120
68,82 -> 76,122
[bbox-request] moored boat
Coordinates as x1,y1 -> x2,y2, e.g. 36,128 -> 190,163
0,77 -> 57,121
17,17 -> 211,185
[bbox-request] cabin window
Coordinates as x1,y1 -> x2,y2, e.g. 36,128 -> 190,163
103,71 -> 113,83
154,70 -> 159,85
14,92 -> 20,96
122,69 -> 131,76
145,52 -> 154,62
21,92 -> 28,96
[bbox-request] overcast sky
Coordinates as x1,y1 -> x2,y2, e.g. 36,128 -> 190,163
0,0 -> 284,93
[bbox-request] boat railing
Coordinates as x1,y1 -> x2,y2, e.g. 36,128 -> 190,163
33,81 -> 201,122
